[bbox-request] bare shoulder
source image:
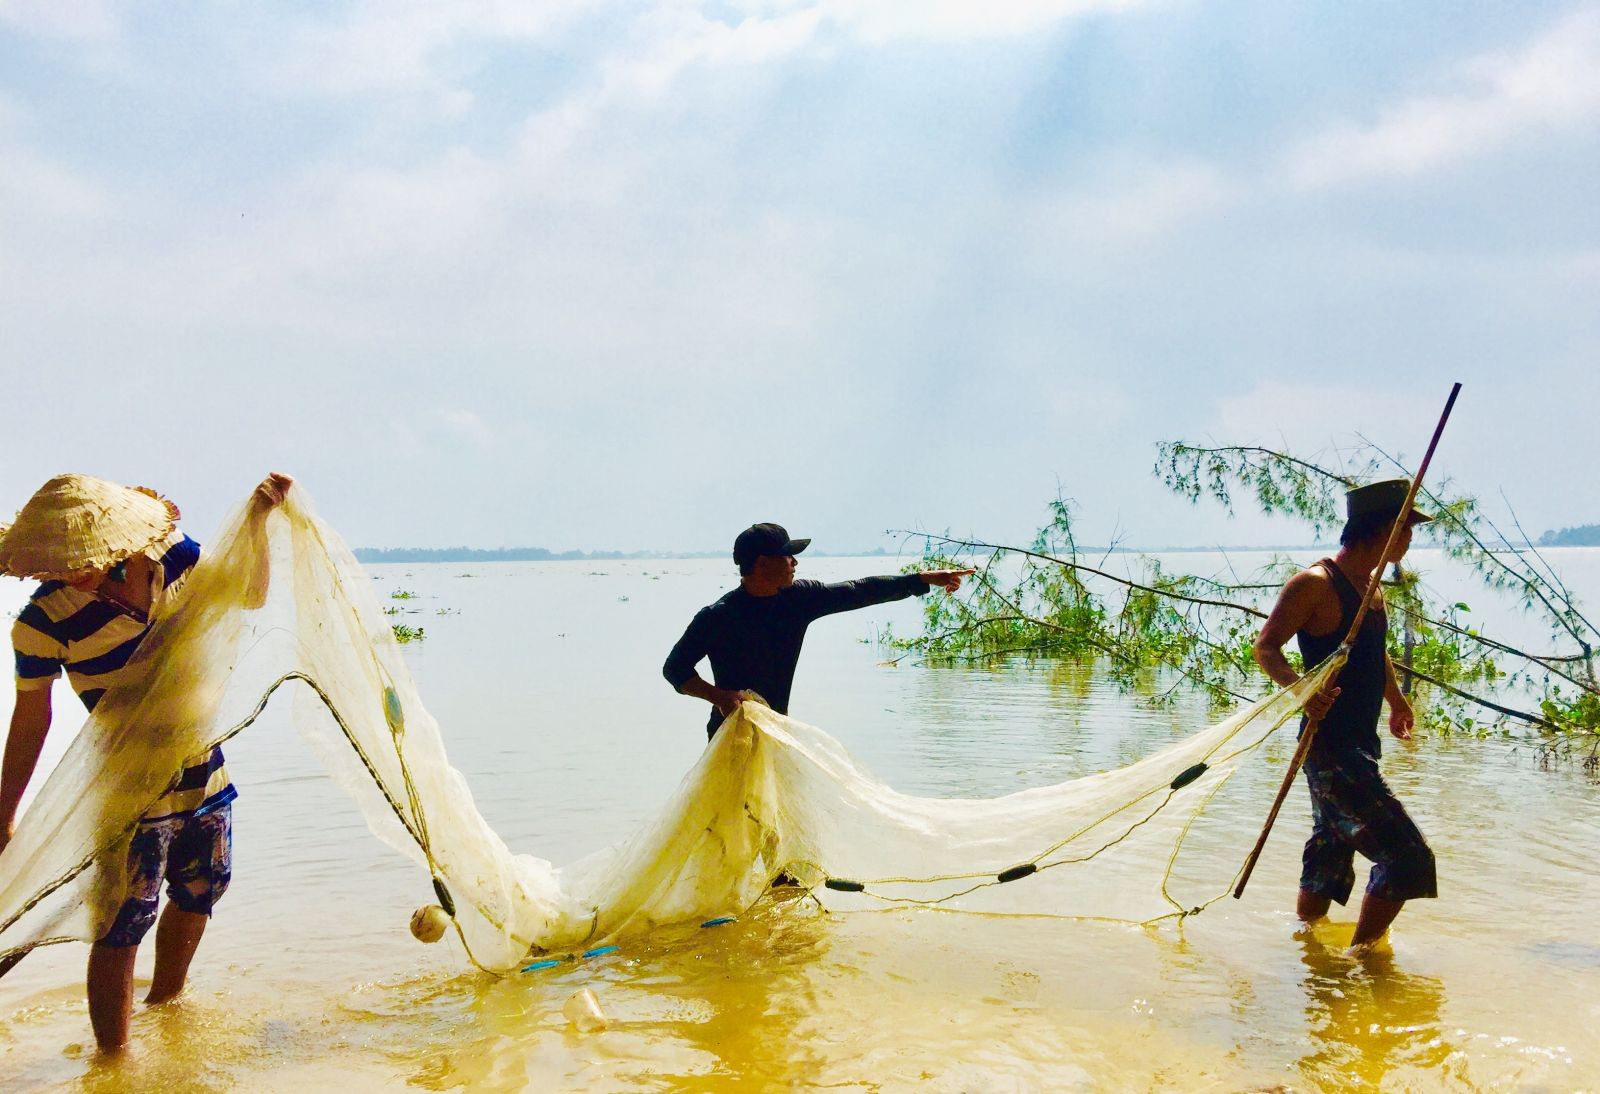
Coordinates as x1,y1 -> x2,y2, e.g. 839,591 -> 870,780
1261,565 -> 1336,637
1280,565 -> 1333,603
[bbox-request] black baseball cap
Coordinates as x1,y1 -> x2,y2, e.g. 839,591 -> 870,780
733,523 -> 811,567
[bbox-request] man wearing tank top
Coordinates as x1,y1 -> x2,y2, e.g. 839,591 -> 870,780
1252,479 -> 1437,952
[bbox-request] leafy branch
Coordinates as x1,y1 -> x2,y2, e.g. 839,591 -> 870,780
888,441 -> 1598,758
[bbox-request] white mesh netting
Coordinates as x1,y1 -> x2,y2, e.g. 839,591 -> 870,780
0,491 -> 1341,974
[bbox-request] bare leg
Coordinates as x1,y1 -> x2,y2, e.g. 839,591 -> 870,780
87,942 -> 138,1053
1351,892 -> 1403,948
145,902 -> 208,1004
1296,888 -> 1332,923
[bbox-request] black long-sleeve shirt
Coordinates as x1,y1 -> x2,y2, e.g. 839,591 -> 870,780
663,575 -> 928,737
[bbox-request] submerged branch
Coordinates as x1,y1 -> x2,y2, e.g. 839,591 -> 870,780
1392,661 -> 1557,730
897,531 -> 1270,619
897,438 -> 1600,744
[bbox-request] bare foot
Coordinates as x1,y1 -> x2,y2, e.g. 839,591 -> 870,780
1345,936 -> 1394,963
89,1037 -> 138,1063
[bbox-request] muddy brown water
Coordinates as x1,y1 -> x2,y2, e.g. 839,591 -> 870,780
2,550 -> 1597,1090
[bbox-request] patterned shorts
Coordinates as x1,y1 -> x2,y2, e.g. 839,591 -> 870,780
1301,751 -> 1436,905
99,804 -> 233,948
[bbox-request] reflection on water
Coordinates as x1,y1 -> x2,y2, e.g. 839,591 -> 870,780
2,553 -> 1599,1090
380,899 -> 845,1090
1293,920 -> 1450,1089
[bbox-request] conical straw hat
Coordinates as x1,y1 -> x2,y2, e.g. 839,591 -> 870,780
0,474 -> 179,580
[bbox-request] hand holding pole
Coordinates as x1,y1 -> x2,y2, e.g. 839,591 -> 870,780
1233,382 -> 1461,900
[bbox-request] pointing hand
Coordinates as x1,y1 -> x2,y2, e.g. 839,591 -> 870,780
921,569 -> 976,593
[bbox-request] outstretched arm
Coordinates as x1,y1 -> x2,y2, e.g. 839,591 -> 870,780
804,569 -> 975,620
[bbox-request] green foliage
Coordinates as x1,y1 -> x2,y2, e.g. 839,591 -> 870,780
898,441 -> 1599,755
1155,443 -> 1350,536
391,623 -> 426,644
1161,442 -> 1599,740
1157,441 -> 1597,665
1542,688 -> 1600,735
390,589 -> 418,600
902,499 -> 1273,710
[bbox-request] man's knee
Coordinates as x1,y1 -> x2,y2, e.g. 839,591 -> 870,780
99,823 -> 169,947
167,870 -> 228,915
1301,837 -> 1357,907
1369,843 -> 1436,902
1297,889 -> 1333,921
99,898 -> 160,948
163,806 -> 232,915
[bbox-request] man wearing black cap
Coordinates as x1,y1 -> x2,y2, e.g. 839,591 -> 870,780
663,523 -> 973,740
1252,479 -> 1438,952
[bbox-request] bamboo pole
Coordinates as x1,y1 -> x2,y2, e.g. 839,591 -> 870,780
1233,382 -> 1462,900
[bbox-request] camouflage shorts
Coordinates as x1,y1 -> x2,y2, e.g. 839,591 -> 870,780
99,804 -> 232,948
1301,751 -> 1436,905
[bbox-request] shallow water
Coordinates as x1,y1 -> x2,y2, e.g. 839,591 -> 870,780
2,551 -> 1598,1091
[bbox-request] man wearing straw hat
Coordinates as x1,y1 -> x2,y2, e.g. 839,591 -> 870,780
0,472 -> 291,1053
1252,479 -> 1438,952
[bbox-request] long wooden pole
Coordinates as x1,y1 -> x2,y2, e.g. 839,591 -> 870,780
1233,381 -> 1462,900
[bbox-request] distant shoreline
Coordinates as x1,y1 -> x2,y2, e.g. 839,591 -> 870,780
353,544 -> 1337,563
352,547 -> 895,564
353,541 -> 1598,563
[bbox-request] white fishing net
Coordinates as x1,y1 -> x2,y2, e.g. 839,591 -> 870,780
0,491 -> 1343,975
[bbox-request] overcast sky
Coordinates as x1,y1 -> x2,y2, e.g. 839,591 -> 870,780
2,1 -> 1596,553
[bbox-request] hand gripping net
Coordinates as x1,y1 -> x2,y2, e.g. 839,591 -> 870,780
0,491 -> 1343,975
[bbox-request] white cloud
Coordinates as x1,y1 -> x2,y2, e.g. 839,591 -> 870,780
438,408 -> 495,449
364,408 -> 509,460
272,0 -> 599,99
588,0 -> 1169,107
1032,159 -> 1235,245
0,97 -> 110,223
288,148 -> 508,268
0,0 -> 120,40
1208,380 -> 1439,480
267,0 -> 1165,111
0,147 -> 109,221
0,1 -> 1591,552
593,5 -> 825,103
821,0 -> 1164,44
1287,7 -> 1600,189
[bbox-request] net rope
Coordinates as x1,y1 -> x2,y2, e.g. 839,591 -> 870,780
0,490 -> 1342,976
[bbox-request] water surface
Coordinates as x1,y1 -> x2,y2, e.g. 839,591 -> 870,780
2,551 -> 1597,1090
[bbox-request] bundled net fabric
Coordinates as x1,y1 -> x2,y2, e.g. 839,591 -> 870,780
0,492 -> 1344,975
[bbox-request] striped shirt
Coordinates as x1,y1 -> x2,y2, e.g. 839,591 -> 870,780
11,530 -> 236,821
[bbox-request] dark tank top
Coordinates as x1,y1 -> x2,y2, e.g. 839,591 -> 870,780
1296,558 -> 1387,761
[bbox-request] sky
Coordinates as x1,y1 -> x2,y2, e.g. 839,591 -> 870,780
2,0 -> 1596,553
